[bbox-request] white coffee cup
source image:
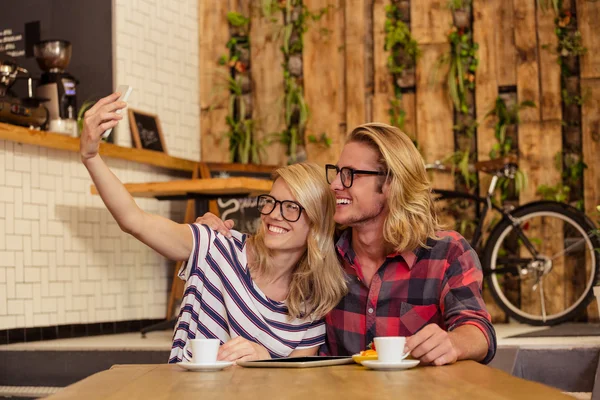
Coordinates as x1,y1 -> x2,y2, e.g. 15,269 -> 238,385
182,338 -> 220,364
373,336 -> 410,363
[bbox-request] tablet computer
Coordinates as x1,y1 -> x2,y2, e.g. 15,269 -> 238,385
237,356 -> 354,368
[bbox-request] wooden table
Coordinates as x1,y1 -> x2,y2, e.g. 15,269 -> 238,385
46,362 -> 573,400
92,177 -> 273,200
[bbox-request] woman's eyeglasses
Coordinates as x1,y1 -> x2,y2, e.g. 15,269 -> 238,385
325,164 -> 386,188
256,195 -> 304,222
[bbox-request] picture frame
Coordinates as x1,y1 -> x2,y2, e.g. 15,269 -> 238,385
128,108 -> 168,153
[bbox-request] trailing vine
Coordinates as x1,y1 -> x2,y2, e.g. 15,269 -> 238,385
537,0 -> 588,210
263,0 -> 332,164
384,3 -> 420,134
429,0 -> 480,195
485,97 -> 533,202
219,11 -> 263,164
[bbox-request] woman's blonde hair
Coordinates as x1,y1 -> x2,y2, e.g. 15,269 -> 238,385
347,122 -> 441,252
248,162 -> 347,320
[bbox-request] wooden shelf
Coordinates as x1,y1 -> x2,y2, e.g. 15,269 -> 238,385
0,122 -> 197,173
93,177 -> 273,198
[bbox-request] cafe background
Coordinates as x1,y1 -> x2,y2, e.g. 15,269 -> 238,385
0,0 -> 599,340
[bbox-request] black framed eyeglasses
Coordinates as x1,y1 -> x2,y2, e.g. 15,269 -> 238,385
325,164 -> 386,188
256,195 -> 304,222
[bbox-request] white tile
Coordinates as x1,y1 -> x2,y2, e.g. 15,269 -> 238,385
6,267 -> 15,298
0,251 -> 15,267
64,252 -> 79,267
30,189 -> 47,205
14,219 -> 31,235
41,297 -> 57,313
5,235 -> 23,251
1,187 -> 14,203
33,283 -> 41,312
23,237 -> 32,268
31,220 -> 40,250
40,236 -> 55,251
0,217 -> 4,252
0,315 -> 17,329
56,267 -> 72,281
33,313 -> 50,326
5,171 -> 22,187
31,155 -> 39,188
48,281 -> 64,298
15,252 -> 23,280
0,283 -> 6,314
13,154 -> 31,172
22,174 -> 31,203
23,205 -> 40,220
41,269 -> 49,296
53,294 -> 65,320
15,283 -> 33,299
5,204 -> 14,234
32,252 -> 48,267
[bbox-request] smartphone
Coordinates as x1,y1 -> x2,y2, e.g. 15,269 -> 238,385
102,85 -> 133,139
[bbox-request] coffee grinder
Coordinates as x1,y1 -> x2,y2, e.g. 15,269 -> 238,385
34,40 -> 78,135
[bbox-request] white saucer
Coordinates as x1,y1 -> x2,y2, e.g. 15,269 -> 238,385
177,361 -> 234,372
361,359 -> 420,370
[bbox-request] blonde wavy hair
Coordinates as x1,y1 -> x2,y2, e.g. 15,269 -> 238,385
247,162 -> 347,320
347,122 -> 441,252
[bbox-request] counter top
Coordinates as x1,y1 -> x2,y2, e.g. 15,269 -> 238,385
0,122 -> 197,173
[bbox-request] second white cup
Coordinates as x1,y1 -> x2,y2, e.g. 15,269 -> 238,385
182,338 -> 220,364
373,336 -> 410,363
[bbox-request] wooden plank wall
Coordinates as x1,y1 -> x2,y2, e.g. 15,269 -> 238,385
198,0 -> 600,321
372,0 -> 394,124
345,0 -> 367,129
198,0 -> 231,163
303,0 -> 346,166
412,0 -> 453,190
473,0 -> 506,322
579,0 -> 600,320
249,1 -> 287,166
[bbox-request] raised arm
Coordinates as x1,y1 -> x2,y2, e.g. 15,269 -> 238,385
80,92 -> 192,261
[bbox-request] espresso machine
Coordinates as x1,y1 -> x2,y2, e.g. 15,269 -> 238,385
34,40 -> 78,135
0,54 -> 49,128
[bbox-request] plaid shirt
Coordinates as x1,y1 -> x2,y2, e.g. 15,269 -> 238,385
321,229 -> 496,364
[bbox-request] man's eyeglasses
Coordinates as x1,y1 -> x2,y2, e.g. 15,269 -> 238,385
256,195 -> 304,222
325,164 -> 386,188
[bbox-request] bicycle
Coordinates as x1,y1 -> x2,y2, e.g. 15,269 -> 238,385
425,157 -> 600,326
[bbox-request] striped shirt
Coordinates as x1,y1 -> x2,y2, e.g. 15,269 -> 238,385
168,223 -> 325,363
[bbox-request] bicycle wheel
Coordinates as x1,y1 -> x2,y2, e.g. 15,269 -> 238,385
482,201 -> 600,326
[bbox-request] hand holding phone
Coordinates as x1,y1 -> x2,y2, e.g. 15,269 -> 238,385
102,85 -> 133,139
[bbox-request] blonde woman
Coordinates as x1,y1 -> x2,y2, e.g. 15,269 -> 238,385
80,92 -> 347,363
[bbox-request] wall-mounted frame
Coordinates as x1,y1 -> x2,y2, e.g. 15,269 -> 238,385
128,109 -> 167,153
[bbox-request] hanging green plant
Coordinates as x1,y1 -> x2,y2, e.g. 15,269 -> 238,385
537,0 -> 560,14
484,97 -> 535,200
536,151 -> 587,208
384,3 -> 419,136
441,27 -> 479,114
217,9 -> 265,164
261,0 -> 332,163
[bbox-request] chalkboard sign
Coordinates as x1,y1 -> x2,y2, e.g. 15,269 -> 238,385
128,109 -> 167,153
202,163 -> 276,234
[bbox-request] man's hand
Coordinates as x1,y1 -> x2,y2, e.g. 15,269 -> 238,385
405,324 -> 459,366
217,336 -> 271,362
194,212 -> 235,238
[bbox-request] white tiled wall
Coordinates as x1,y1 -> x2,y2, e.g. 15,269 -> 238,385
0,0 -> 199,330
113,0 -> 200,159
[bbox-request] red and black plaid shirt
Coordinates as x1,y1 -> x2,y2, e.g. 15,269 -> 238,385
321,229 -> 496,364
